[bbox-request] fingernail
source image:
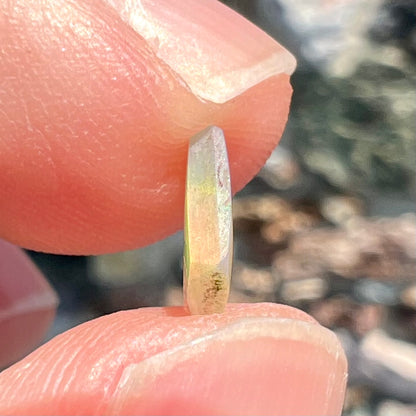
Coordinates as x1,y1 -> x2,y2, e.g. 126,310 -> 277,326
105,0 -> 296,103
107,317 -> 347,415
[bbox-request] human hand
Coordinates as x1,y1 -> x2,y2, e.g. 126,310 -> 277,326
0,0 -> 347,414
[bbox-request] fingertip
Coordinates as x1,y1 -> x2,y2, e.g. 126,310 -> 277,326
109,315 -> 347,415
0,0 -> 294,254
0,303 -> 346,415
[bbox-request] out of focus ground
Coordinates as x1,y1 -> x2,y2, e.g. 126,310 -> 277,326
27,1 -> 415,415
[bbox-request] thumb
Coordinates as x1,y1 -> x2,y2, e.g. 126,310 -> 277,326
0,0 -> 295,255
0,303 -> 347,415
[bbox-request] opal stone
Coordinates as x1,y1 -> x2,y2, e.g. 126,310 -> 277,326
184,126 -> 233,314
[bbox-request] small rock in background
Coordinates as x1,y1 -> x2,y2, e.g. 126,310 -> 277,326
258,146 -> 301,190
320,195 -> 365,226
310,298 -> 385,336
233,195 -> 319,242
353,280 -> 399,306
231,262 -> 276,303
361,329 -> 416,383
337,329 -> 416,405
377,400 -> 416,416
280,277 -> 328,304
385,304 -> 416,345
401,285 -> 416,310
343,386 -> 372,416
272,214 -> 416,282
233,195 -> 320,264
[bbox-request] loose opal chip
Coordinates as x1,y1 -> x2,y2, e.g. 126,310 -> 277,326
184,126 -> 233,314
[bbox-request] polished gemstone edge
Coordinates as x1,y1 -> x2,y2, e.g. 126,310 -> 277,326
184,126 -> 233,315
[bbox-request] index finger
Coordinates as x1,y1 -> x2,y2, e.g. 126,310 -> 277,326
0,0 -> 295,255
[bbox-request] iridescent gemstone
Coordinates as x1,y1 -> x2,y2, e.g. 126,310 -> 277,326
184,126 -> 233,314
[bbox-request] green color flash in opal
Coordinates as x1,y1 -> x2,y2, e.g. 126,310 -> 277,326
184,126 -> 233,315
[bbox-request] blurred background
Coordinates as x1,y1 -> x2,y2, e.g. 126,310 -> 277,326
25,1 -> 415,415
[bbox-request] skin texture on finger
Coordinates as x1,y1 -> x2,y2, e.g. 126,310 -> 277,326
0,303 -> 347,415
0,240 -> 58,368
0,0 -> 294,254
110,318 -> 347,415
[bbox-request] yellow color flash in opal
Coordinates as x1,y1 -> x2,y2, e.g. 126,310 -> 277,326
184,126 -> 233,315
